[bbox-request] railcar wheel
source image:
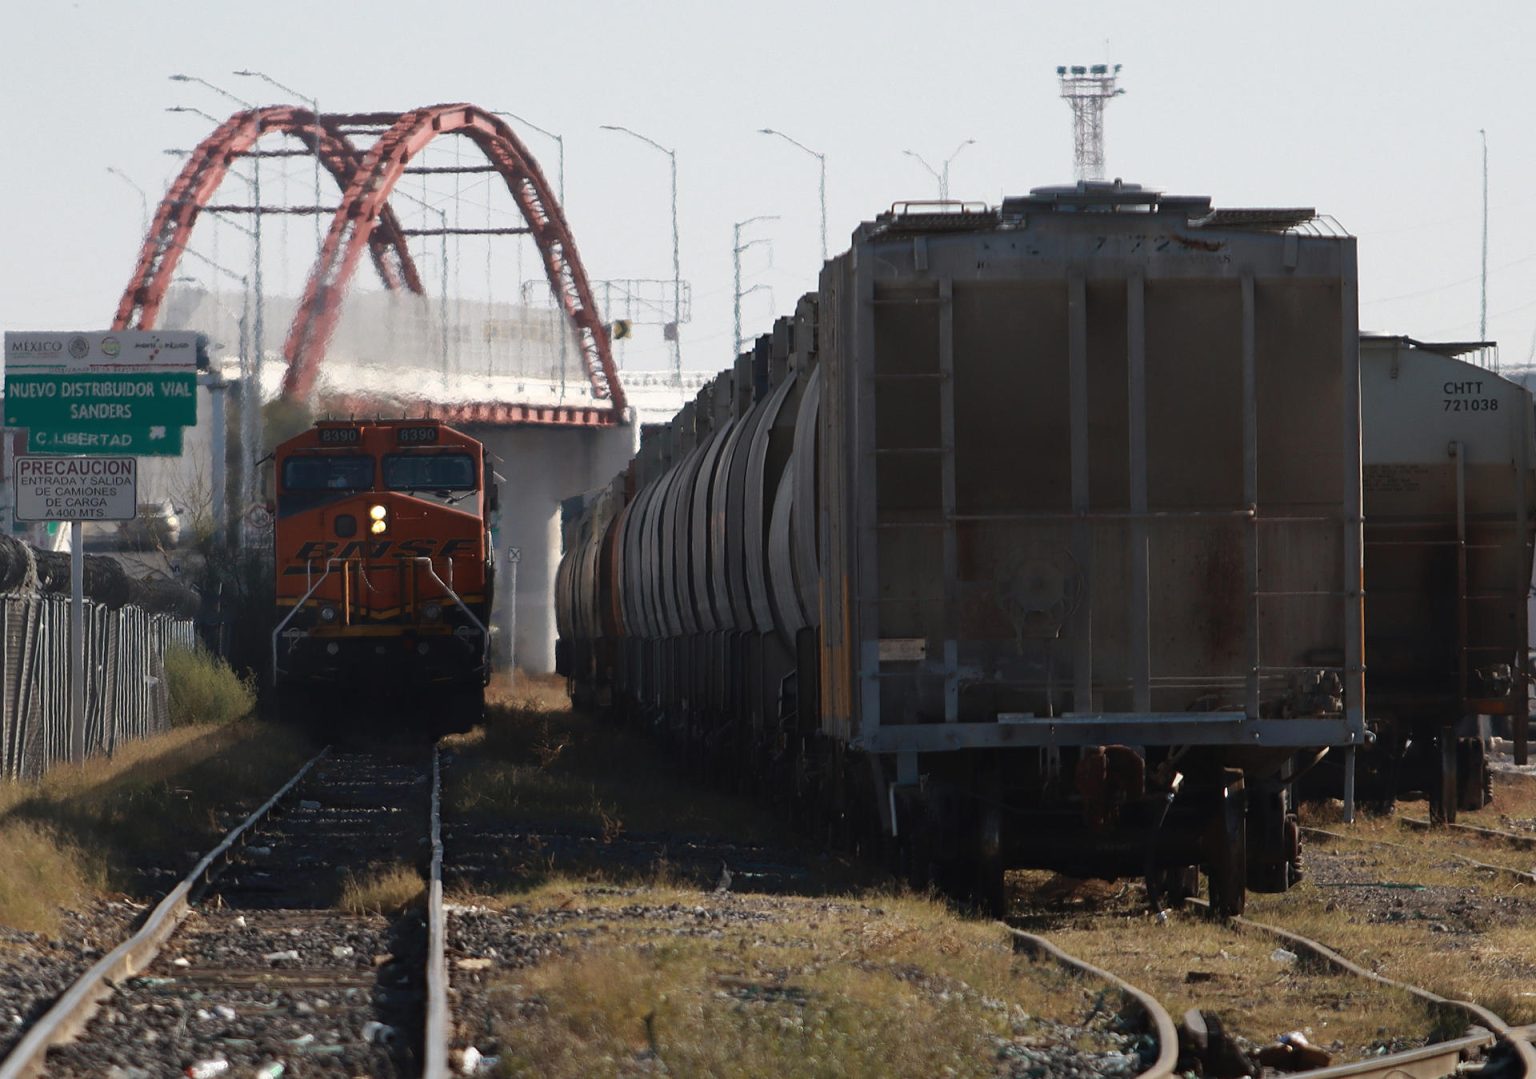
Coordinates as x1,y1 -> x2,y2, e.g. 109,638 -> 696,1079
1246,781 -> 1300,893
1204,771 -> 1247,918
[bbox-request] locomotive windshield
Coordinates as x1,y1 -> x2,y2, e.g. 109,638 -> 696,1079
282,455 -> 375,492
382,453 -> 476,492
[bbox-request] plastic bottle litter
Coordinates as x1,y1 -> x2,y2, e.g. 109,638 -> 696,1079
363,1020 -> 397,1045
1269,947 -> 1298,964
185,1060 -> 230,1078
254,1063 -> 285,1079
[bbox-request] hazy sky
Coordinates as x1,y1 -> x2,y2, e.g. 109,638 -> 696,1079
5,0 -> 1535,379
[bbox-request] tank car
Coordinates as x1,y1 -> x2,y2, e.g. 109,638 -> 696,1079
1351,336 -> 1534,817
271,418 -> 496,727
560,182 -> 1366,915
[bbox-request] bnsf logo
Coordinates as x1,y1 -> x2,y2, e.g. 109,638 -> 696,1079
285,538 -> 475,567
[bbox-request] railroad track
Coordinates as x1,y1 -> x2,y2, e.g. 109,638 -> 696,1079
0,745 -> 453,1079
1400,816 -> 1536,851
1008,928 -> 1177,1079
1302,824 -> 1536,886
1182,897 -> 1536,1079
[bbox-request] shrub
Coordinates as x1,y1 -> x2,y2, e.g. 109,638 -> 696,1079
164,646 -> 255,727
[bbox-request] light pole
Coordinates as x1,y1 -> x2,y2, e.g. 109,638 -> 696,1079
168,77 -> 264,472
234,69 -> 323,250
902,139 -> 976,200
495,110 -> 565,210
393,188 -> 452,375
734,215 -> 778,359
601,123 -> 682,384
178,247 -> 250,547
759,128 -> 827,262
105,166 -> 150,236
496,110 -> 569,395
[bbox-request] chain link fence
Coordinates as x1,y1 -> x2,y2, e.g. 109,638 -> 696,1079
1,594 -> 196,781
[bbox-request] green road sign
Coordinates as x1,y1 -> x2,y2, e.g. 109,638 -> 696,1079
27,426 -> 185,456
2,372 -> 197,429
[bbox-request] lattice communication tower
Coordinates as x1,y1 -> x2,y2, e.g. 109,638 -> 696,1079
1057,63 -> 1125,181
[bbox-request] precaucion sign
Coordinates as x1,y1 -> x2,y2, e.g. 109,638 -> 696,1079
14,456 -> 137,522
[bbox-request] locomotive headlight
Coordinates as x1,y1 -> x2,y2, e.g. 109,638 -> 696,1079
368,503 -> 388,535
422,602 -> 443,621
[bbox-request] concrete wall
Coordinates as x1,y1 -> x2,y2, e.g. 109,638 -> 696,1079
474,422 -> 638,674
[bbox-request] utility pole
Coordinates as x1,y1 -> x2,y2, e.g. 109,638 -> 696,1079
1057,63 -> 1125,181
733,216 -> 778,359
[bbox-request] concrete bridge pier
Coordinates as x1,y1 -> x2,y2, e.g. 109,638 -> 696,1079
472,422 -> 636,676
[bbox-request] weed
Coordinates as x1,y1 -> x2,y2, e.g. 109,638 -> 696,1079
338,862 -> 423,915
165,646 -> 256,727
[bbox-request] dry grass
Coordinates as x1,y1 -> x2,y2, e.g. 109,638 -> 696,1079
444,684 -> 783,844
0,821 -> 103,935
0,719 -> 314,932
1263,778 -> 1536,1026
482,879 -> 1130,1079
338,861 -> 423,915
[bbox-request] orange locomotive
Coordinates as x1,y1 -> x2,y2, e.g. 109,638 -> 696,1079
271,418 -> 496,721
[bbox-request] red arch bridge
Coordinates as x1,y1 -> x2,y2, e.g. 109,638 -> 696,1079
111,101 -> 651,671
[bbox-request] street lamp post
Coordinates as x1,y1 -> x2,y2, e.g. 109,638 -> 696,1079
169,77 -> 265,482
601,124 -> 682,385
105,166 -> 150,236
392,188 -> 452,375
494,110 -> 565,209
495,110 -> 569,395
177,247 -> 250,547
902,139 -> 976,201
758,128 -> 827,262
734,215 -> 778,359
234,69 -> 323,250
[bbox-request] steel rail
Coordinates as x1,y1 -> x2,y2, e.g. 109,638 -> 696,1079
1401,816 -> 1536,850
423,745 -> 450,1078
0,747 -> 330,1079
1304,824 -> 1536,885
1186,898 -> 1536,1079
1007,927 -> 1177,1079
1289,1031 -> 1495,1079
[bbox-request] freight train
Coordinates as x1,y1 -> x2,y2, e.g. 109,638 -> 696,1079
271,418 -> 496,727
556,182 -> 1535,915
1352,336 -> 1535,817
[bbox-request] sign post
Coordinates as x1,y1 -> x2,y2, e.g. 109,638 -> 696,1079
4,330 -> 199,761
14,456 -> 137,761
